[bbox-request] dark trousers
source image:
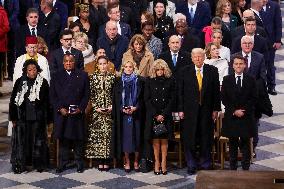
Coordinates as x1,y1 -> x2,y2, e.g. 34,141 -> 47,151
253,119 -> 260,150
266,49 -> 276,90
185,106 -> 212,170
59,138 -> 84,169
229,137 -> 251,170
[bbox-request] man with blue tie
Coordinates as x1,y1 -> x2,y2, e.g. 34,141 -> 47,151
260,0 -> 282,95
221,55 -> 257,170
159,35 -> 191,78
176,0 -> 211,38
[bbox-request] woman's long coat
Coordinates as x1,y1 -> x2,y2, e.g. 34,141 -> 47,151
111,76 -> 145,159
144,77 -> 175,141
122,49 -> 154,77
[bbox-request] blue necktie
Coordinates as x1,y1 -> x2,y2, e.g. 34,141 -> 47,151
172,54 -> 177,67
190,7 -> 194,24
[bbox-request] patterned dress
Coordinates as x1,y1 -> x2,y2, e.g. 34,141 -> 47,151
85,72 -> 115,159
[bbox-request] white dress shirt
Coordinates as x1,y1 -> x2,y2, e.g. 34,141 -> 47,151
28,24 -> 37,36
235,73 -> 244,87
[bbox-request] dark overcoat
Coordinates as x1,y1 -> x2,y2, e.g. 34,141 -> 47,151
50,69 -> 90,140
144,77 -> 175,141
111,76 -> 144,159
178,64 -> 221,152
221,74 -> 257,138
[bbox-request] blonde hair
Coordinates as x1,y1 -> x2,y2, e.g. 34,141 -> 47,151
74,32 -> 89,48
191,48 -> 205,56
128,34 -> 147,52
37,36 -> 48,56
216,0 -> 231,17
149,59 -> 172,78
118,60 -> 139,76
205,42 -> 217,58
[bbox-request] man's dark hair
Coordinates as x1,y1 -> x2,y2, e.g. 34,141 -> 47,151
69,22 -> 81,30
22,59 -> 42,74
244,16 -> 256,24
26,8 -> 39,17
59,29 -> 74,39
233,54 -> 247,63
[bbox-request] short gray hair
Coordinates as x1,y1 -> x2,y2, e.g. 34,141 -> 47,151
241,35 -> 254,44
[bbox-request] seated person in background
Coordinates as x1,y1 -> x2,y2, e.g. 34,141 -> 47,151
141,21 -> 163,59
96,20 -> 129,70
84,48 -> 116,75
49,29 -> 84,77
37,36 -> 49,58
13,36 -> 50,86
211,29 -> 230,61
204,42 -> 229,86
73,32 -> 95,66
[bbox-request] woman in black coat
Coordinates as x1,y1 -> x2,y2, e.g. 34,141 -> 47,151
9,59 -> 50,174
153,0 -> 174,42
144,59 -> 175,175
112,60 -> 144,172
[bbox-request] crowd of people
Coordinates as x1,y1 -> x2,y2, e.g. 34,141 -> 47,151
0,0 -> 280,175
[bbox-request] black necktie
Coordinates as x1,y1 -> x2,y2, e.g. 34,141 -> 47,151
237,76 -> 242,90
31,28 -> 36,36
65,50 -> 70,54
244,55 -> 249,72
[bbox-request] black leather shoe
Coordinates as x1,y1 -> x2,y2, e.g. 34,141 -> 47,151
268,89 -> 277,95
154,170 -> 160,175
187,168 -> 196,175
56,167 -> 64,173
77,166 -> 84,173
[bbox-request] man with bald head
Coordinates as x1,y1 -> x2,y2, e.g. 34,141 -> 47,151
159,35 -> 190,77
178,48 -> 220,175
96,20 -> 129,69
231,10 -> 267,40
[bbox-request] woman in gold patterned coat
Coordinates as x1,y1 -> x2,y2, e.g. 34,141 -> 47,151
85,55 -> 115,171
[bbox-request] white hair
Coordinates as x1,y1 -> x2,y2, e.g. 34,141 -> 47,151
241,35 -> 254,44
173,13 -> 186,26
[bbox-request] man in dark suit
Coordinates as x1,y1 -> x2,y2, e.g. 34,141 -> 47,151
176,0 -> 211,37
231,17 -> 268,56
96,20 -> 129,70
15,8 -> 48,58
231,35 -> 266,156
50,53 -> 90,173
98,3 -> 132,39
260,0 -> 282,95
221,55 -> 257,170
159,35 -> 190,77
164,19 -> 200,54
49,29 -> 84,77
230,35 -> 266,81
52,0 -> 68,30
89,0 -> 108,27
250,0 -> 264,27
18,0 -> 39,25
178,48 -> 221,175
231,9 -> 267,40
107,0 -> 137,34
39,0 -> 61,51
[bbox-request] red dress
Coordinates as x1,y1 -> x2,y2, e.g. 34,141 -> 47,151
0,6 -> 10,52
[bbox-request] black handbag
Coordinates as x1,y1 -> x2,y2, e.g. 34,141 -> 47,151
152,120 -> 167,137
